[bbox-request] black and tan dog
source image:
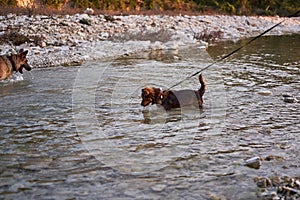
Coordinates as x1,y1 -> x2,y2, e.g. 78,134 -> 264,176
0,49 -> 31,81
141,74 -> 206,110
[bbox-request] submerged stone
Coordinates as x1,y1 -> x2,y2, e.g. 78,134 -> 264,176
244,156 -> 262,169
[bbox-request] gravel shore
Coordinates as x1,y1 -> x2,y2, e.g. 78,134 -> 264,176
0,13 -> 299,68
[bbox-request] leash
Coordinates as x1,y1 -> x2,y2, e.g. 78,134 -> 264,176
167,10 -> 300,90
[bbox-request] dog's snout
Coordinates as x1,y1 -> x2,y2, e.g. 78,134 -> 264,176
23,63 -> 32,71
26,65 -> 32,71
141,100 -> 149,107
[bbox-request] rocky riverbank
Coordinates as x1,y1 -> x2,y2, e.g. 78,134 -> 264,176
0,13 -> 299,68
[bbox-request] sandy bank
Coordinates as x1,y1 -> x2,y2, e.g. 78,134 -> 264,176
0,14 -> 299,68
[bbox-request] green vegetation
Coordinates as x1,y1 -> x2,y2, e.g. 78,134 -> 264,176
0,0 -> 299,16
0,0 -> 17,6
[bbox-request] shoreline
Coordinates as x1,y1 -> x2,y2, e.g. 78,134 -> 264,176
0,14 -> 299,68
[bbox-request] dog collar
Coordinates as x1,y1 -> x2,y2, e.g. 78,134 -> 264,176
159,88 -> 163,99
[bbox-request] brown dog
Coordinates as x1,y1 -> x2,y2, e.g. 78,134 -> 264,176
141,74 -> 206,110
0,49 -> 31,81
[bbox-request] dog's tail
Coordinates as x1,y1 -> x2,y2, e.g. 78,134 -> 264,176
198,74 -> 206,96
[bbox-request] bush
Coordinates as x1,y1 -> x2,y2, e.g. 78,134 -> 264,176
0,29 -> 44,46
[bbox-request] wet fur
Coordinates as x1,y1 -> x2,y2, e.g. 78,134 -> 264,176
141,74 -> 206,110
0,49 -> 31,80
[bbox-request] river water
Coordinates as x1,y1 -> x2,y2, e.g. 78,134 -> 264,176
0,35 -> 299,199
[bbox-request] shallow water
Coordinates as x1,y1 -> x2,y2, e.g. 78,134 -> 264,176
1,35 -> 299,199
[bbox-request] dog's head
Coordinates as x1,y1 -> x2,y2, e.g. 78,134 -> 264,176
19,62 -> 32,74
141,86 -> 162,107
12,49 -> 32,73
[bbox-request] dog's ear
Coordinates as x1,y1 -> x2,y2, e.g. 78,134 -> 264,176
19,50 -> 28,58
141,88 -> 148,96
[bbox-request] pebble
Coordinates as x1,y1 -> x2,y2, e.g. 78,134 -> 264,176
282,93 -> 293,97
151,184 -> 167,192
257,89 -> 273,96
282,93 -> 299,103
283,97 -> 298,103
264,155 -> 285,161
208,193 -> 226,200
0,13 -> 299,68
40,41 -> 47,48
244,156 -> 262,169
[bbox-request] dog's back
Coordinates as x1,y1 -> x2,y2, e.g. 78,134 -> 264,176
0,55 -> 14,80
167,90 -> 199,108
161,74 -> 206,110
